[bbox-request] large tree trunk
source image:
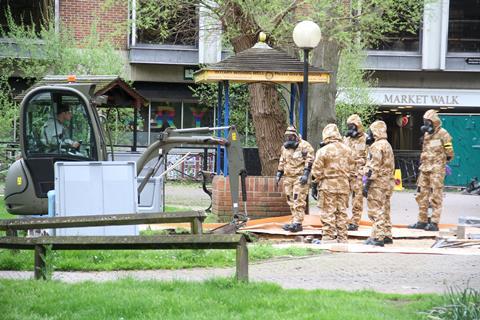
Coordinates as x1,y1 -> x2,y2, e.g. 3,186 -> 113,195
308,40 -> 341,146
231,35 -> 288,175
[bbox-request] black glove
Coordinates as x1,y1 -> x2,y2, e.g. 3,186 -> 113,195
275,170 -> 284,188
311,182 -> 318,200
447,156 -> 452,161
299,167 -> 310,185
362,179 -> 371,198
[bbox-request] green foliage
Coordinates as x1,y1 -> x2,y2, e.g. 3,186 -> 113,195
190,83 -> 256,146
0,278 -> 442,320
0,7 -> 126,141
424,285 -> 480,320
0,243 -> 319,271
335,44 -> 378,133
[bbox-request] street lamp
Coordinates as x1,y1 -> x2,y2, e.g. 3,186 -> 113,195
293,21 -> 321,140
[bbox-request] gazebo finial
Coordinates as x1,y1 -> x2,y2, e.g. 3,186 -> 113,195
258,32 -> 267,43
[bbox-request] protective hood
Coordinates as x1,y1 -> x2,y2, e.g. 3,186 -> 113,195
346,114 -> 364,133
284,125 -> 299,139
369,120 -> 388,140
322,123 -> 342,143
423,109 -> 442,129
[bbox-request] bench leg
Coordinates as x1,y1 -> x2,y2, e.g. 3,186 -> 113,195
191,218 -> 203,234
457,226 -> 466,239
236,237 -> 248,282
34,245 -> 47,280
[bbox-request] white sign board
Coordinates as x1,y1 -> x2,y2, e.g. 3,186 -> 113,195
369,88 -> 480,107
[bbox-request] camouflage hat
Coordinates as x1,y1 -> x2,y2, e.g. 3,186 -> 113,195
369,120 -> 387,140
322,123 -> 342,143
346,114 -> 364,133
423,109 -> 442,128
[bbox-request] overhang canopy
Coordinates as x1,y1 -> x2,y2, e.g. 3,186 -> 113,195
194,42 -> 330,84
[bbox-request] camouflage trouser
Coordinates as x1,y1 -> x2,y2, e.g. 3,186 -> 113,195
283,175 -> 309,224
415,170 -> 445,224
349,176 -> 364,225
367,182 -> 393,241
317,191 -> 349,241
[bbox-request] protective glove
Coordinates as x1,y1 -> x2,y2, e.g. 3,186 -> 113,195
311,182 -> 318,200
275,170 -> 284,188
299,167 -> 310,185
445,164 -> 452,176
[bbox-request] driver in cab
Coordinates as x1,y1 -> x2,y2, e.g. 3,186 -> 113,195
42,103 -> 80,153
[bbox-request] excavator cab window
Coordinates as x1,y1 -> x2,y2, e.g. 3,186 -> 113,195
24,90 -> 96,160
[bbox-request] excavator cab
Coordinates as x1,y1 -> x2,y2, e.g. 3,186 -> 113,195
5,85 -> 107,215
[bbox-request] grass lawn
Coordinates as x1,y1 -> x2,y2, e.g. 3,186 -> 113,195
0,278 -> 442,320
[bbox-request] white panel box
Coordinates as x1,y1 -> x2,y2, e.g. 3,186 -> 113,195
138,175 -> 164,213
54,161 -> 138,236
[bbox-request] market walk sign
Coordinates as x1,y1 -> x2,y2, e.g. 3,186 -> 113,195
369,88 -> 480,107
384,94 -> 459,105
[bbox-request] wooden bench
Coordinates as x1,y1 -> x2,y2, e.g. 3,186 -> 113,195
0,234 -> 248,281
0,212 -> 249,281
0,211 -> 207,235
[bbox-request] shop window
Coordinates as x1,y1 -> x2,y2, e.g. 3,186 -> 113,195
183,103 -> 213,128
0,0 -> 54,36
448,0 -> 480,53
136,0 -> 198,46
150,102 -> 182,130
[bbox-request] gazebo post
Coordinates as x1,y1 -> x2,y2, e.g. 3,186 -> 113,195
289,83 -> 296,125
216,82 -> 223,175
223,80 -> 230,176
132,101 -> 139,151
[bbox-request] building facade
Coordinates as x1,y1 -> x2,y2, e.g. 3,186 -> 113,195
364,0 -> 480,151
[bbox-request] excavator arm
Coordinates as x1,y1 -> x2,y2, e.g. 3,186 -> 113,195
136,126 -> 248,232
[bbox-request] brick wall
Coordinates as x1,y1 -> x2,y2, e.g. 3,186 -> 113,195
60,0 -> 128,49
212,176 -> 291,222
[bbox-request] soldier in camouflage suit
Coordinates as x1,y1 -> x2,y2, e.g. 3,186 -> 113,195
343,114 -> 368,231
276,126 -> 314,232
409,109 -> 454,231
363,120 -> 395,247
312,124 -> 354,242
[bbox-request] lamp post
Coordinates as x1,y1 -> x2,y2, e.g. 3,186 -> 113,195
293,21 -> 321,140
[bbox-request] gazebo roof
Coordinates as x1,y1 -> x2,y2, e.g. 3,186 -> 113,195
15,75 -> 149,108
194,41 -> 330,84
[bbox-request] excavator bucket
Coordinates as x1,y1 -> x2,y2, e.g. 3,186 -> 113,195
210,222 -> 239,234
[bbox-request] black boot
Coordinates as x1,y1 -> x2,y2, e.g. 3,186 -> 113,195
348,223 -> 359,231
383,237 -> 393,244
288,223 -> 303,233
425,222 -> 439,231
282,223 -> 292,231
364,237 -> 384,247
408,221 -> 428,229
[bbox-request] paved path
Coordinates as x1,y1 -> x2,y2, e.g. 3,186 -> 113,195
1,251 -> 479,294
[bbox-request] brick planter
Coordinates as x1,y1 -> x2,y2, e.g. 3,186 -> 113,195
212,175 -> 291,222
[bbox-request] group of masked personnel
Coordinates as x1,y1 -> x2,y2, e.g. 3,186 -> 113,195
275,109 -> 454,247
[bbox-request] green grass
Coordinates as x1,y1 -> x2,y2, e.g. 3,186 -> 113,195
423,285 -> 480,320
0,278 -> 442,320
0,243 -> 319,271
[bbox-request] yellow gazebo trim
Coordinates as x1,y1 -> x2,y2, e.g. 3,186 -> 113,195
194,70 -> 330,84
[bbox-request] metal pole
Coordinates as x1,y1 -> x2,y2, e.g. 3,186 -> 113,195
133,105 -> 138,151
147,103 -> 151,145
302,48 -> 309,140
289,83 -> 295,125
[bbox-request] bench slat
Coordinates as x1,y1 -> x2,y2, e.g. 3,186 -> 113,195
0,211 -> 206,230
0,234 -> 243,250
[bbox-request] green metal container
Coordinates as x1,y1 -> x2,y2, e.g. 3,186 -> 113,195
439,114 -> 480,186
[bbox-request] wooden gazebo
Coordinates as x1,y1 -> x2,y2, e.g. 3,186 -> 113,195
194,35 -> 330,174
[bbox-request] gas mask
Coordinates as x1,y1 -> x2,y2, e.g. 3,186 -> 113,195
284,134 -> 299,149
420,119 -> 434,134
366,129 -> 375,146
345,123 -> 359,138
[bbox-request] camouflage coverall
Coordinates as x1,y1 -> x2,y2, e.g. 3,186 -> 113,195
364,121 -> 395,241
312,124 -> 354,241
343,114 -> 368,226
416,110 -> 454,224
278,137 -> 314,224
